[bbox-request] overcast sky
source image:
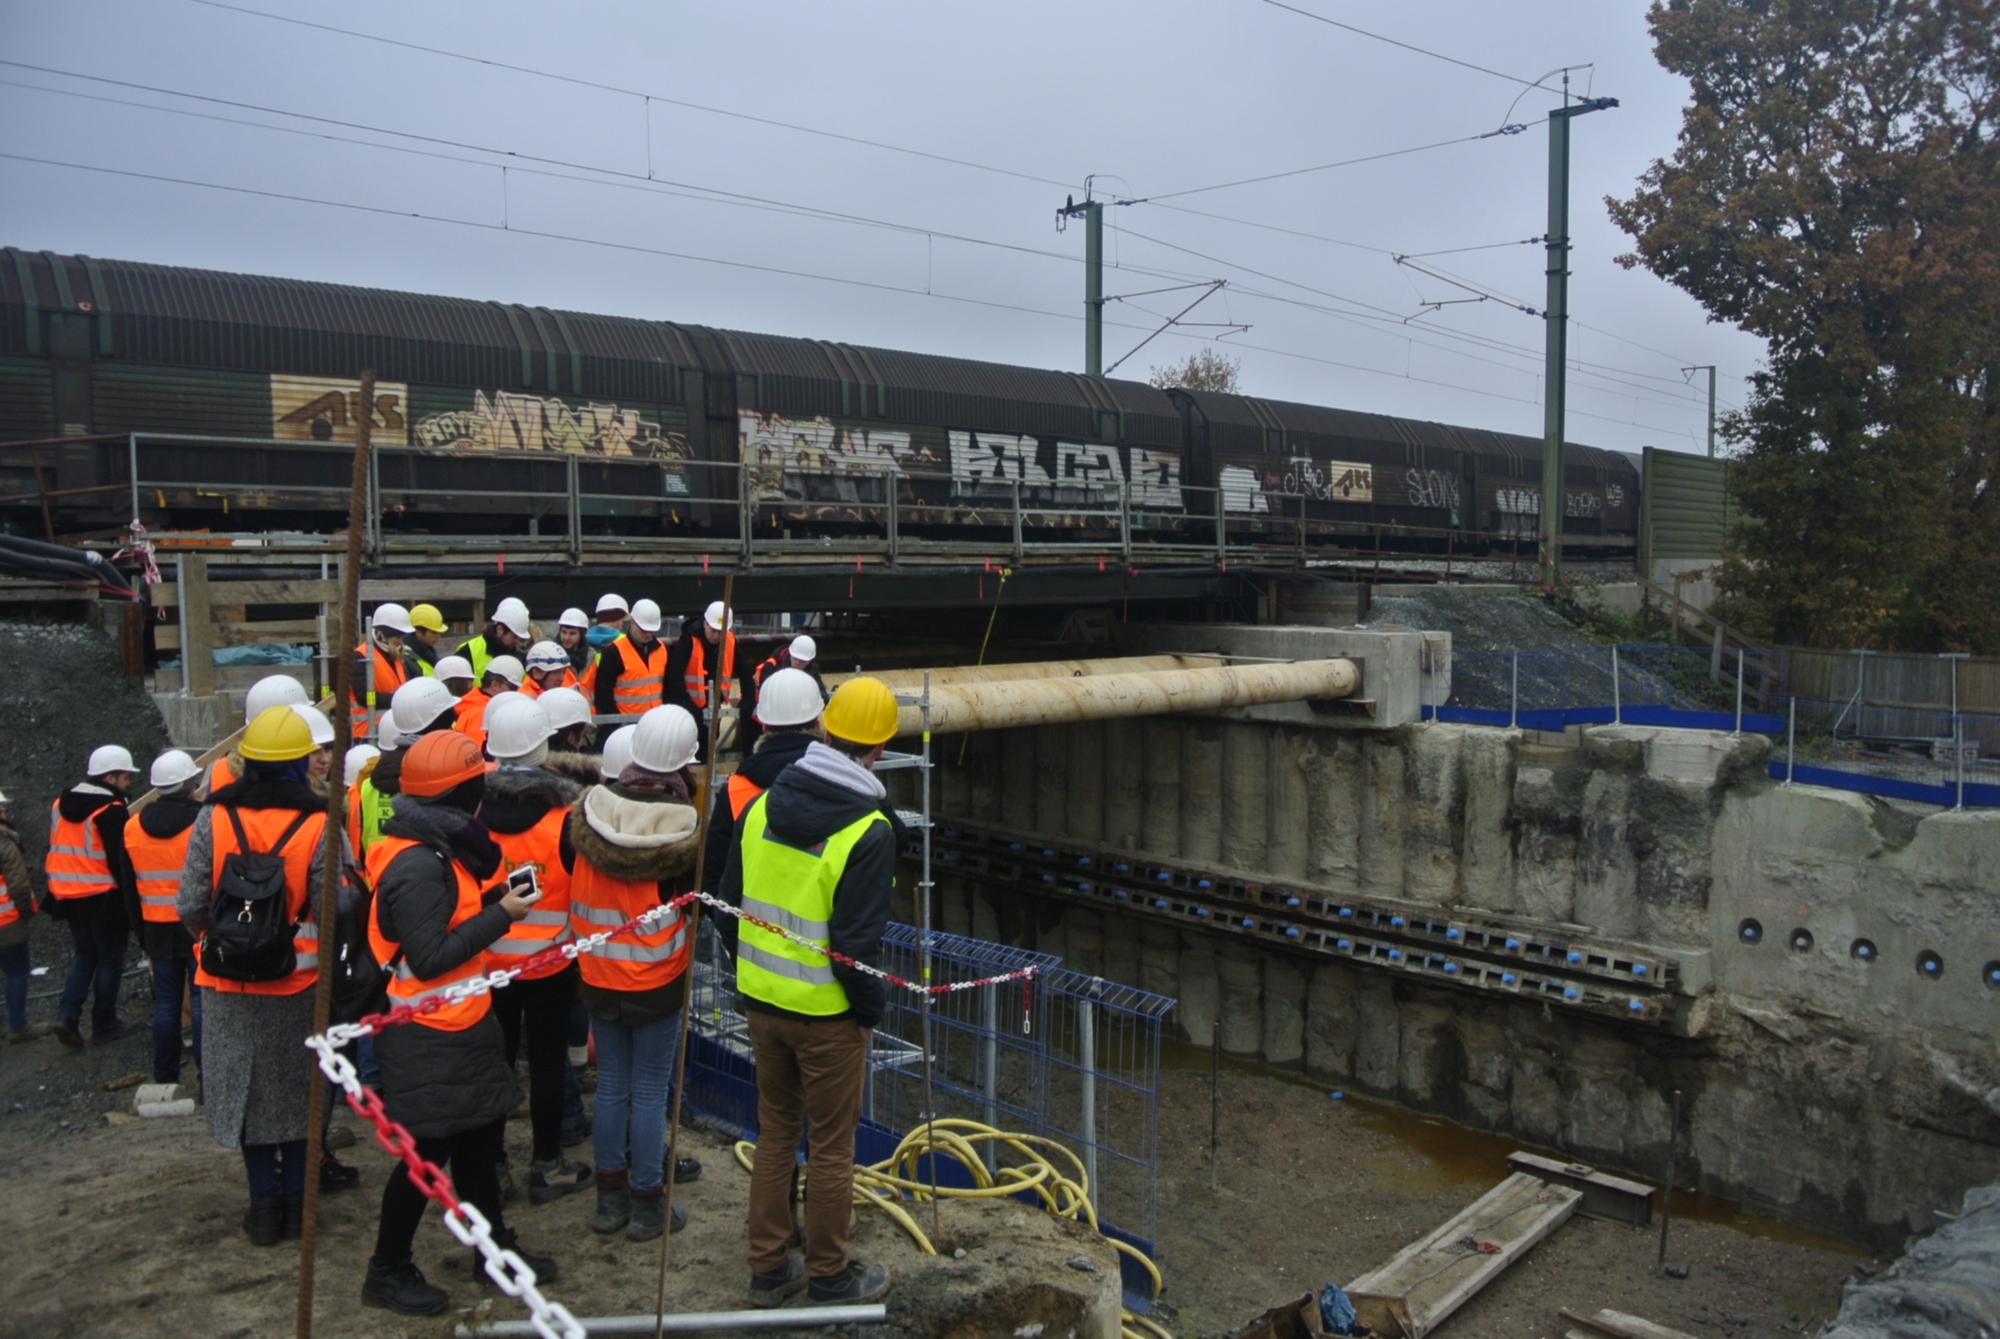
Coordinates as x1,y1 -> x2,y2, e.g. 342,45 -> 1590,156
0,0 -> 1761,456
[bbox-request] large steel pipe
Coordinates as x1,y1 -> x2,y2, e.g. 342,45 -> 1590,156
895,659 -> 1358,737
825,653 -> 1221,691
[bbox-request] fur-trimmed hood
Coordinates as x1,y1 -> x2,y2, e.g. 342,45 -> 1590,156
479,763 -> 582,835
567,784 -> 700,883
542,750 -> 602,789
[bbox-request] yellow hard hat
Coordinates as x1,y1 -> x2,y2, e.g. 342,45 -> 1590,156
409,603 -> 448,633
822,676 -> 900,746
240,704 -> 320,761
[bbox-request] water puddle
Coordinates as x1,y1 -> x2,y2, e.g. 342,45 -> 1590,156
1163,1041 -> 1867,1256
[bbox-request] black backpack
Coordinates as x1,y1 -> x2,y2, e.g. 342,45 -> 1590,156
199,806 -> 313,983
330,879 -> 401,1024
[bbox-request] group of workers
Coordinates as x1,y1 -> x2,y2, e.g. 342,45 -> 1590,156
2,591 -> 900,1316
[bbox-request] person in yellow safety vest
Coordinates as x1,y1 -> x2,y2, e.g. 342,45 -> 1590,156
520,641 -> 576,698
594,599 -> 668,720
0,788 -> 52,1044
354,678 -> 462,857
362,729 -> 557,1315
210,675 -> 310,796
454,596 -> 531,680
404,603 -> 448,678
455,658 -> 522,750
129,749 -> 206,1085
46,743 -> 140,1050
177,706 -> 354,1248
720,677 -> 903,1309
354,603 -> 416,742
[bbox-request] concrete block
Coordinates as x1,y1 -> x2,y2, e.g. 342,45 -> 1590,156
1458,727 -> 1520,913
1302,735 -> 1362,891
1001,728 -> 1037,831
1352,976 -> 1400,1093
1176,940 -> 1219,1047
1102,717 -> 1145,851
1066,908 -> 1104,977
1141,719 -> 1182,858
1576,771 -> 1640,936
1304,963 -> 1357,1081
1261,953 -> 1307,1069
1265,728 -> 1311,881
1402,723 -> 1466,905
1034,724 -> 1069,838
1219,721 -> 1270,873
1217,942 -> 1262,1057
1066,721 -> 1106,844
1181,719 -> 1224,864
1357,736 -> 1407,899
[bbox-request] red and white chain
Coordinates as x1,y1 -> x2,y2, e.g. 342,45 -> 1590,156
304,893 -> 1039,1338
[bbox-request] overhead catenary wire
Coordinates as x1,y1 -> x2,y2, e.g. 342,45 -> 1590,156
1256,0 -> 1590,94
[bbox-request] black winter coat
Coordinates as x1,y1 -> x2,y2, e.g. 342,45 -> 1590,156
370,799 -> 519,1139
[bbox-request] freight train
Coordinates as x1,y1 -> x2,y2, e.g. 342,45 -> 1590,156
0,248 -> 1640,552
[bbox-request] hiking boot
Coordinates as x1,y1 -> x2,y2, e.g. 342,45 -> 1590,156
51,1019 -> 83,1050
362,1257 -> 449,1315
748,1256 -> 808,1309
280,1196 -> 304,1241
322,1125 -> 356,1151
7,1022 -> 51,1044
90,1019 -> 137,1045
624,1187 -> 686,1242
589,1176 -> 631,1234
242,1197 -> 283,1247
320,1152 -> 361,1191
808,1262 -> 890,1306
526,1156 -> 591,1205
480,1229 -> 558,1285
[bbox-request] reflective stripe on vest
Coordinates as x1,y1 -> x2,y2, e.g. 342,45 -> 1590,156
352,644 -> 408,739
488,804 -> 573,980
196,804 -> 325,995
45,799 -> 114,899
124,822 -> 193,924
568,852 -> 690,991
355,777 -> 395,856
683,632 -> 737,710
365,836 -> 493,1031
611,635 -> 667,715
732,792 -> 885,1016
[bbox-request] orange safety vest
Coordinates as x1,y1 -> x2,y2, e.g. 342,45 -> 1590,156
44,799 -> 116,900
124,821 -> 193,925
520,668 -> 578,699
195,805 -> 324,996
568,858 -> 689,992
365,836 -> 493,1031
453,688 -> 491,749
488,806 -> 573,979
683,632 -> 738,710
205,755 -> 236,796
352,643 -> 409,740
577,652 -> 600,702
0,862 -> 18,931
610,636 -> 668,716
726,771 -> 764,820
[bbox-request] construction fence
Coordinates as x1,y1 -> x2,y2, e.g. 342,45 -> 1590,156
1422,643 -> 1998,809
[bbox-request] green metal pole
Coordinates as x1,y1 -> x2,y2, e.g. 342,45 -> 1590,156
1706,365 -> 1717,458
1539,110 -> 1572,587
1084,200 -> 1104,377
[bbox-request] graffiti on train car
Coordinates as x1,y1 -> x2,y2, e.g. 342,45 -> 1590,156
271,375 -> 409,445
1403,467 -> 1462,514
411,391 -> 690,461
1283,457 -> 1373,503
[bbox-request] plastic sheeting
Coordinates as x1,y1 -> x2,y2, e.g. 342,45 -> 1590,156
1820,1179 -> 2000,1338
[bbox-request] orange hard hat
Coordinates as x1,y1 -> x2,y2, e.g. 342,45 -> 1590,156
398,729 -> 495,797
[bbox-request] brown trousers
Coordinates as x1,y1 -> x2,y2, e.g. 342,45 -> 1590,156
746,1010 -> 868,1279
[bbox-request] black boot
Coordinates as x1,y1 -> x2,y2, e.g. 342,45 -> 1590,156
241,1197 -> 283,1247
477,1228 -> 557,1286
320,1152 -> 361,1191
361,1257 -> 450,1315
280,1196 -> 304,1241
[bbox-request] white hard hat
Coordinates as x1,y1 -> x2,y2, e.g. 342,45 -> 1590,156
485,694 -> 554,761
245,674 -> 309,720
631,704 -> 699,774
433,655 -> 475,682
149,749 -> 201,789
600,725 -> 636,780
628,599 -> 662,633
525,641 -> 569,673
88,744 -> 137,776
788,634 -> 816,664
390,676 -> 460,734
703,600 -> 733,631
483,655 -> 525,687
0,788 -> 9,804
377,723 -> 408,753
595,592 -> 629,616
492,596 -> 532,640
344,744 -> 381,789
537,686 -> 592,733
756,668 -> 824,728
373,603 -> 417,635
291,703 -> 336,747
558,607 -> 590,630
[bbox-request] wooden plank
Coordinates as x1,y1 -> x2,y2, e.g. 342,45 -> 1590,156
157,620 -> 323,651
154,578 -> 340,607
1507,1151 -> 1654,1226
1560,1307 -> 1699,1339
180,553 -> 214,697
1347,1173 -> 1582,1339
358,578 -> 486,602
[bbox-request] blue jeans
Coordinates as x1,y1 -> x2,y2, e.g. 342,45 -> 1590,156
0,940 -> 30,1032
590,1011 -> 680,1194
149,954 -> 202,1083
58,899 -> 127,1034
243,1140 -> 308,1201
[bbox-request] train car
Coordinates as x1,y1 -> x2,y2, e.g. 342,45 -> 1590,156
0,248 -> 1639,554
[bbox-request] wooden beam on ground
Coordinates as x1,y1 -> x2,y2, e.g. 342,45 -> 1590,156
1347,1173 -> 1582,1339
1507,1151 -> 1655,1226
1560,1307 -> 1700,1339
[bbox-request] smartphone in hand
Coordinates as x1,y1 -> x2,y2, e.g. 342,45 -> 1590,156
506,864 -> 541,902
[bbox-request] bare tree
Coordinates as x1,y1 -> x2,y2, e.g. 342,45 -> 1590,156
1147,349 -> 1242,394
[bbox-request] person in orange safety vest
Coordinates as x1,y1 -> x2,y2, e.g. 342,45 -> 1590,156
593,599 -> 668,720
46,742 -> 139,1049
129,749 -> 206,1084
353,604 -> 417,742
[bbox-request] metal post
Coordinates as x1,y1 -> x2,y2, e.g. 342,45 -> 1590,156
1010,479 -> 1024,562
1612,644 -> 1622,725
1785,697 -> 1796,785
1084,201 -> 1103,376
739,461 -> 753,565
1657,1087 -> 1681,1270
1705,366 -> 1717,458
981,983 -> 999,1175
567,453 -> 581,561
1949,655 -> 1965,809
1510,651 -> 1520,730
885,466 -> 899,562
1118,481 -> 1131,563
127,431 -> 140,524
1732,652 -> 1744,737
1079,981 -> 1099,1202
1214,485 -> 1227,565
174,558 -> 191,699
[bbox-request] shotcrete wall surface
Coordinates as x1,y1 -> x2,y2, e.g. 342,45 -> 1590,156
910,628 -> 2000,1248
